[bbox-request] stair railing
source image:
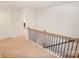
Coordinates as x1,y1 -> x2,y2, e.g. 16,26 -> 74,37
27,27 -> 79,58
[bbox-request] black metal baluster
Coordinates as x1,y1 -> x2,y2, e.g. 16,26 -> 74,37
48,34 -> 51,51
53,35 -> 55,53
48,34 -> 50,50
55,36 -> 57,53
42,33 -> 43,45
54,35 -> 56,54
38,32 -> 40,44
63,39 -> 67,58
69,40 -> 74,57
55,36 -> 58,55
43,32 -> 46,48
50,34 -> 52,51
59,36 -> 61,57
50,34 -> 53,52
43,33 -> 45,47
56,36 -> 59,56
46,34 -> 48,49
45,34 -> 47,48
52,35 -> 54,52
35,31 -> 37,42
60,37 -> 64,57
57,36 -> 61,56
44,33 -> 46,48
57,37 -> 59,55
41,32 -> 43,45
66,40 -> 70,58
51,34 -> 53,52
41,33 -> 43,47
47,34 -> 49,50
73,41 -> 79,58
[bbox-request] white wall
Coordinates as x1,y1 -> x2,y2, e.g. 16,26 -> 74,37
21,8 -> 38,29
21,8 -> 38,39
37,4 -> 79,38
0,3 -> 79,39
0,8 -> 26,39
0,9 -> 10,39
9,8 -> 25,37
0,7 -> 38,39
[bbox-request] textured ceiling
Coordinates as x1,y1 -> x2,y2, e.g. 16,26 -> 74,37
0,1 -> 78,10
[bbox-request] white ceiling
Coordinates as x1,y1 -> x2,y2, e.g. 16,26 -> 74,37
0,1 -> 78,10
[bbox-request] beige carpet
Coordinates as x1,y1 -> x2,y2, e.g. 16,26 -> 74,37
0,36 -> 57,58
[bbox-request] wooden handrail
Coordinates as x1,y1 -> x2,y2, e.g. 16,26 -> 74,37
27,27 -> 45,34
27,27 -> 75,40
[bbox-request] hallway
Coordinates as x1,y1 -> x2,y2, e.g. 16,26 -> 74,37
0,1 -> 79,58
